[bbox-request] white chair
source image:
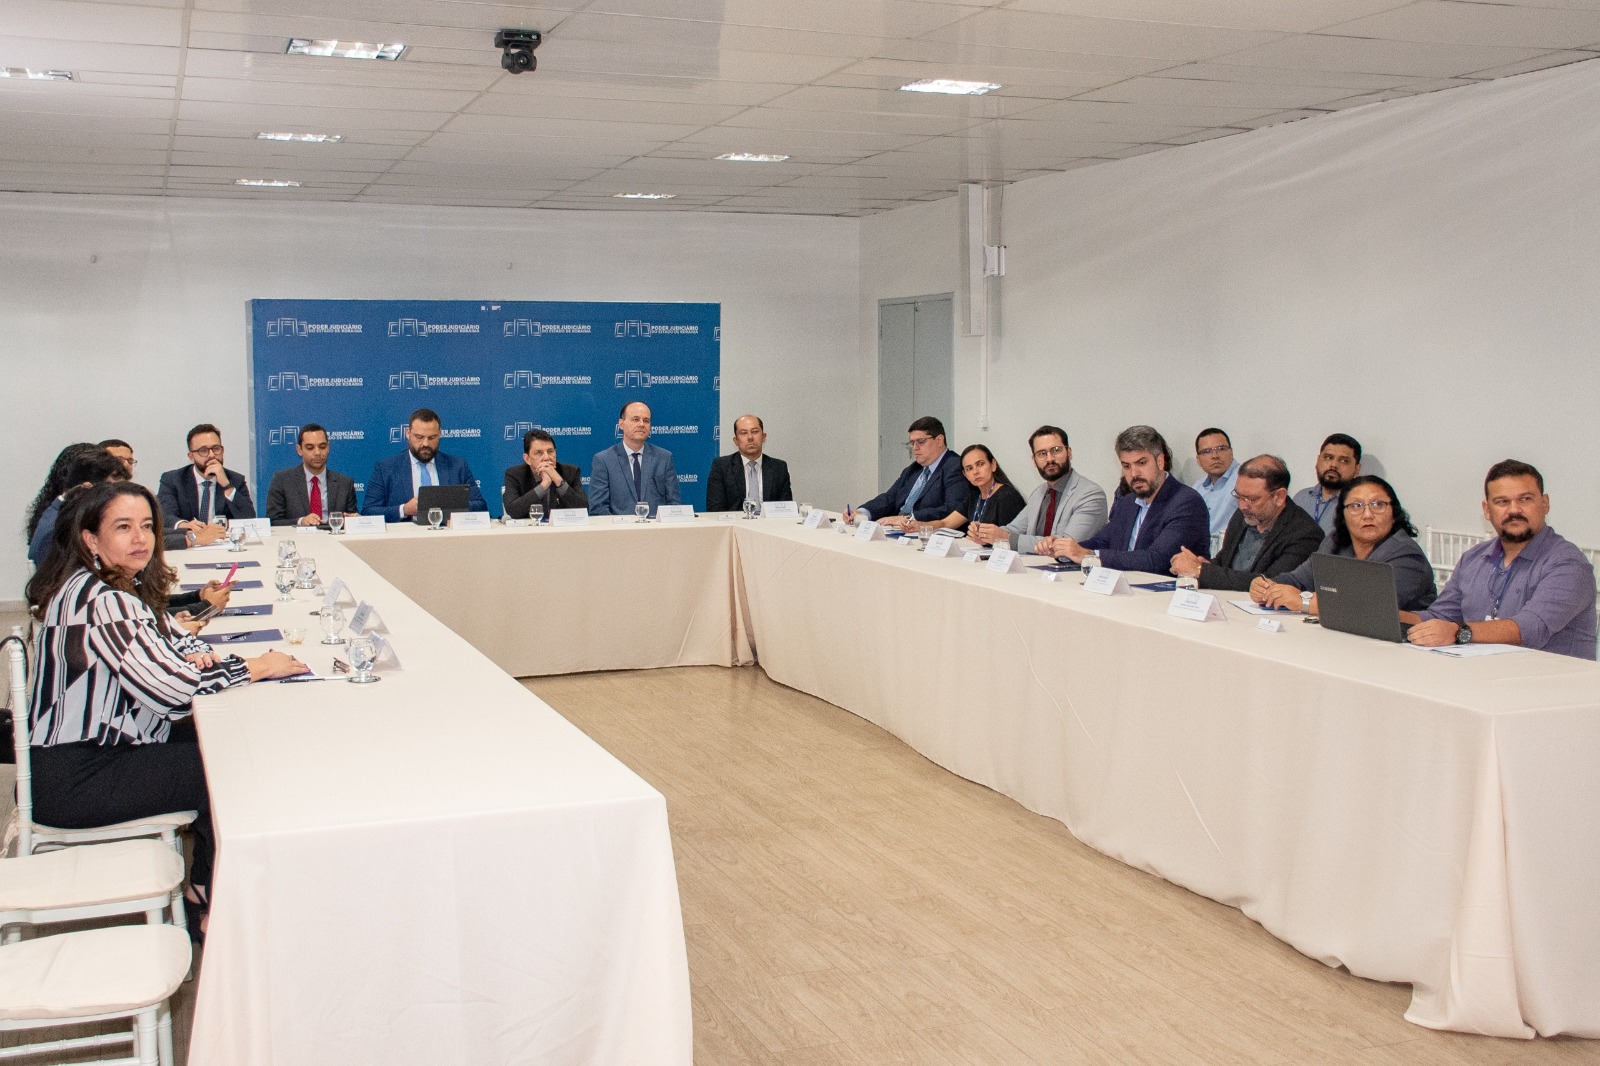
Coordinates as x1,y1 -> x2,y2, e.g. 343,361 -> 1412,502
0,924 -> 190,1066
0,839 -> 184,945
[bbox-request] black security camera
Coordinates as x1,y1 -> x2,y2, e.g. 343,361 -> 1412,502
495,29 -> 542,74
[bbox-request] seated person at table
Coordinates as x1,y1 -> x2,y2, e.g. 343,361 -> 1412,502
1051,425 -> 1210,572
1191,427 -> 1240,543
266,424 -> 358,527
504,428 -> 588,518
1292,433 -> 1362,537
25,482 -> 308,935
911,444 -> 1026,533
1252,474 -> 1436,613
28,448 -> 129,565
589,401 -> 681,516
157,424 -> 257,542
969,426 -> 1107,553
101,438 -> 218,551
1169,455 -> 1324,591
1405,461 -> 1596,658
705,414 -> 793,513
362,408 -> 487,522
851,416 -> 967,530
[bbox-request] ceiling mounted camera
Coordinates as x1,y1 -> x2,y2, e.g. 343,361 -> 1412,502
495,29 -> 542,74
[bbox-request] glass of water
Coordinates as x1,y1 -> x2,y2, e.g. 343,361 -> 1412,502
319,603 -> 346,645
347,635 -> 380,684
227,523 -> 246,552
798,503 -> 812,525
328,512 -> 345,535
278,539 -> 298,566
742,499 -> 759,520
274,565 -> 297,602
427,507 -> 445,530
528,504 -> 544,525
214,515 -> 229,536
295,556 -> 317,590
917,526 -> 933,550
634,501 -> 650,523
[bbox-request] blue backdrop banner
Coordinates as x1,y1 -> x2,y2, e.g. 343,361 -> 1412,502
248,299 -> 721,516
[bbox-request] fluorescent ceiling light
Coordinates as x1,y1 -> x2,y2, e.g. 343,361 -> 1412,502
286,38 -> 406,60
258,131 -> 344,143
717,152 -> 790,163
899,79 -> 1001,96
0,68 -> 73,81
236,178 -> 302,187
613,192 -> 675,200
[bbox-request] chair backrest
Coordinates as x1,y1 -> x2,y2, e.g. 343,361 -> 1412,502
7,626 -> 34,856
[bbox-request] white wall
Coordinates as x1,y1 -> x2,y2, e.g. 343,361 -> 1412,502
862,59 -> 1600,551
3,196 -> 865,600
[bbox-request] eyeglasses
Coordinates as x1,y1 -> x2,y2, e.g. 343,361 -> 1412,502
1342,500 -> 1392,514
904,437 -> 936,452
1197,446 -> 1231,457
1032,445 -> 1068,460
189,445 -> 224,456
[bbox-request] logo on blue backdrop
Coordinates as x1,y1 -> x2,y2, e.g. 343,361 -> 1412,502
502,371 -> 593,388
388,371 -> 482,389
714,327 -> 721,341
503,421 -> 597,441
388,318 -> 482,338
264,317 -> 362,338
614,320 -> 701,339
614,370 -> 699,387
268,371 -> 364,390
502,319 -> 592,338
268,425 -> 300,446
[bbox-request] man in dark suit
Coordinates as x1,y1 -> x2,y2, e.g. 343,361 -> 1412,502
156,423 -> 256,543
852,415 -> 967,529
705,414 -> 793,512
361,407 -> 487,522
1169,454 -> 1325,591
265,424 -> 359,526
1055,424 -> 1211,573
503,428 -> 588,518
589,401 -> 681,516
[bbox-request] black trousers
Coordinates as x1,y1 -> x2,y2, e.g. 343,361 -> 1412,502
29,725 -> 214,887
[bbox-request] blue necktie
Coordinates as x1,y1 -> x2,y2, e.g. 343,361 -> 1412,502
900,465 -> 932,516
419,463 -> 434,487
631,452 -> 643,501
200,481 -> 214,523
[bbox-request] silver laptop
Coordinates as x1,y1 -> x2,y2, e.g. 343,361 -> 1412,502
1311,554 -> 1412,643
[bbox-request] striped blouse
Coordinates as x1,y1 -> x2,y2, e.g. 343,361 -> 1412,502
30,568 -> 251,747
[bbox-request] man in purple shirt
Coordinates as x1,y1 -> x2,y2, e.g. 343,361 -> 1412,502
1405,460 -> 1596,659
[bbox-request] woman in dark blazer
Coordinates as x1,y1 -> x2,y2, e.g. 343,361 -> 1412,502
913,444 -> 1027,534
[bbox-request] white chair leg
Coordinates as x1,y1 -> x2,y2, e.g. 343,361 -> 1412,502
136,1006 -> 160,1066
157,1002 -> 175,1066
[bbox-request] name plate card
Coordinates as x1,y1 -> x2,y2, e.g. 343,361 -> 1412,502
344,515 -> 386,535
803,510 -> 831,530
923,534 -> 959,558
1082,567 -> 1133,596
835,517 -> 854,534
763,500 -> 798,519
322,578 -> 356,609
656,504 -> 696,523
1167,589 -> 1227,622
348,601 -> 389,636
854,520 -> 885,542
985,548 -> 1024,574
370,633 -> 403,672
449,512 -> 492,531
1257,618 -> 1286,633
232,517 -> 272,542
550,508 -> 590,528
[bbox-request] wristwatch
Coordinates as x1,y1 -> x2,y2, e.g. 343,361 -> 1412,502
1300,591 -> 1313,611
1455,623 -> 1473,645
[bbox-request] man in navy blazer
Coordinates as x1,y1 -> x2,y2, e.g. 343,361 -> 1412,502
156,423 -> 256,535
1054,424 -> 1211,573
589,401 -> 681,516
854,415 -> 967,528
360,407 -> 487,522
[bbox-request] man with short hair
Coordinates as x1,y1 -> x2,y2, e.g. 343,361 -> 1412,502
853,415 -> 967,529
156,424 -> 257,542
589,401 -> 681,516
504,428 -> 588,517
1170,455 -> 1324,591
1293,433 -> 1362,536
361,408 -> 487,522
969,425 -> 1108,553
1191,428 -> 1239,544
1405,461 -> 1596,659
705,414 -> 793,513
266,424 -> 359,526
1052,425 -> 1211,573
102,438 -> 216,549
98,439 -> 136,478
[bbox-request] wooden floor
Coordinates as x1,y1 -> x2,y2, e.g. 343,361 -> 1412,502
529,665 -> 1600,1066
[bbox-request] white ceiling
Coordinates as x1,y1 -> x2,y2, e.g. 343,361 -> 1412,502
2,0 -> 1597,216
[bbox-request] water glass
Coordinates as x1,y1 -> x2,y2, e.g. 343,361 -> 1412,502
277,539 -> 298,566
347,636 -> 380,684
274,565 -> 297,602
528,504 -> 544,525
214,514 -> 229,535
295,556 -> 317,590
427,507 -> 445,530
227,523 -> 246,552
799,503 -> 812,525
634,501 -> 650,523
742,499 -> 760,520
328,512 -> 345,535
319,603 -> 346,646
917,526 -> 933,550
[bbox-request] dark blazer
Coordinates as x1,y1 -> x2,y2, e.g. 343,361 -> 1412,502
1277,530 -> 1438,611
265,465 -> 359,526
360,450 -> 487,522
957,482 -> 1027,530
1082,473 -> 1211,574
503,461 -> 588,517
860,450 -> 968,524
705,453 -> 793,512
1198,502 -> 1326,592
156,466 -> 256,529
588,443 -> 680,516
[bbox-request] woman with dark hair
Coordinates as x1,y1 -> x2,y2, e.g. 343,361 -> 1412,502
25,481 -> 307,929
25,442 -> 99,544
1250,474 -> 1437,612
910,443 -> 1026,533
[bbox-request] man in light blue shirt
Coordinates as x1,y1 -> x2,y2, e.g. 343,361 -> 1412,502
1190,427 -> 1238,546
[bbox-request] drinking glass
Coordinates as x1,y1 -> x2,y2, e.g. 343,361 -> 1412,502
347,636 -> 380,684
742,499 -> 760,520
528,504 -> 544,525
295,556 -> 317,590
328,512 -> 345,535
917,526 -> 933,550
799,503 -> 812,525
227,523 -> 246,552
320,603 -> 346,645
274,565 -> 296,602
213,515 -> 229,535
277,539 -> 298,566
427,507 -> 445,530
634,501 -> 650,523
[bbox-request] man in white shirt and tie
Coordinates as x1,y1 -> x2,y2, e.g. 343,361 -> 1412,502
265,424 -> 359,525
705,414 -> 794,512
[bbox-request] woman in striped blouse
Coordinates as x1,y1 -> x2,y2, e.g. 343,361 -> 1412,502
25,480 -> 307,923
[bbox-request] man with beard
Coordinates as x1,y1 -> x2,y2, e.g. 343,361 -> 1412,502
1405,460 -> 1596,659
1292,433 -> 1361,536
968,425 -> 1107,554
1169,454 -> 1324,591
362,407 -> 487,522
1052,425 -> 1210,574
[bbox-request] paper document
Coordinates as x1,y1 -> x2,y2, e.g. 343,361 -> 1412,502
1230,599 -> 1296,617
1424,643 -> 1532,657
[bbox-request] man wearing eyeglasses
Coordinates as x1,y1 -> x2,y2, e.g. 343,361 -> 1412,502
852,416 -> 967,529
156,423 -> 256,544
1190,428 -> 1239,550
1404,460 -> 1596,659
1169,455 -> 1323,591
969,425 -> 1107,554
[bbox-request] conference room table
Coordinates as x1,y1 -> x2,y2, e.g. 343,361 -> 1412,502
330,515 -> 1600,1042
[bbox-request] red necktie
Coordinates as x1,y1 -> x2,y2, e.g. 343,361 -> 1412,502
309,476 -> 323,519
1039,487 -> 1058,537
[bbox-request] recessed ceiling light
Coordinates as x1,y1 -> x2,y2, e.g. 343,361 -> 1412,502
899,79 -> 1001,96
286,38 -> 406,61
1,68 -> 73,81
613,192 -> 675,200
236,178 -> 302,187
258,131 -> 344,143
716,152 -> 790,163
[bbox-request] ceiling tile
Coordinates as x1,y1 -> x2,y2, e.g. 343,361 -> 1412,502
1002,0 -> 1414,34
918,9 -> 1286,61
1323,0 -> 1600,49
1220,34 -> 1546,78
3,1 -> 184,46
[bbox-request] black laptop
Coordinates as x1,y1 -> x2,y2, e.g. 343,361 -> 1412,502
1311,554 -> 1412,643
415,485 -> 471,525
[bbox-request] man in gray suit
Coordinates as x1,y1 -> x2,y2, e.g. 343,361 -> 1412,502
969,425 -> 1108,554
588,401 -> 682,516
265,424 -> 358,526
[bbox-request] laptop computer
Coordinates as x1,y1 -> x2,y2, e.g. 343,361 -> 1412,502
415,484 -> 471,525
1311,553 -> 1412,643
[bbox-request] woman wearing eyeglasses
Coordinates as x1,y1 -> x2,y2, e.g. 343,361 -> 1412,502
1250,474 -> 1437,613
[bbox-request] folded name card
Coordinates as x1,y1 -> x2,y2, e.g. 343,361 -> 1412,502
854,520 -> 885,542
344,515 -> 386,535
231,517 -> 272,542
762,500 -> 798,518
657,504 -> 696,523
985,548 -> 1024,574
803,510 -> 831,529
550,508 -> 590,528
1082,568 -> 1132,596
348,601 -> 389,636
924,534 -> 959,558
323,578 -> 356,609
1168,589 -> 1226,622
449,512 -> 492,531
